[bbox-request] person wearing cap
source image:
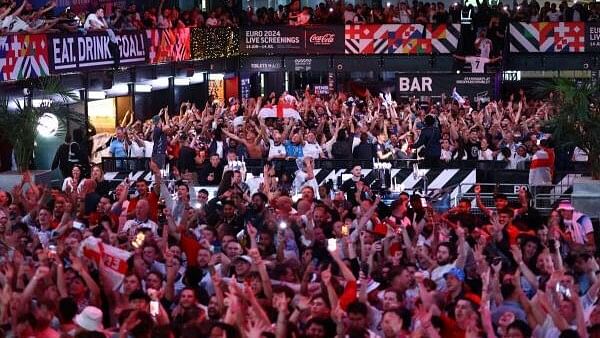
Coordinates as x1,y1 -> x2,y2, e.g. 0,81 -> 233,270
429,226 -> 468,292
558,200 -> 594,249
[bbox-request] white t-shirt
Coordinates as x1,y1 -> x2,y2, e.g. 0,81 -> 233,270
122,218 -> 159,237
268,140 -> 286,160
441,149 -> 453,162
84,13 -> 107,30
478,148 -> 494,160
547,11 -> 561,22
465,56 -> 490,73
2,15 -> 30,33
130,141 -> 153,158
302,143 -> 322,159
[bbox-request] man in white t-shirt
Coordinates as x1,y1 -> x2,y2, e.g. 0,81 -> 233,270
84,7 -> 108,30
453,54 -> 502,73
129,130 -> 153,158
121,199 -> 158,237
268,131 -> 287,161
302,131 -> 324,159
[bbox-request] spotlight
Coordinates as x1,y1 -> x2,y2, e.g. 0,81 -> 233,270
37,113 -> 59,137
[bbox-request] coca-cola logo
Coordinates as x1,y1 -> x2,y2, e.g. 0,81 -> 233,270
309,33 -> 336,45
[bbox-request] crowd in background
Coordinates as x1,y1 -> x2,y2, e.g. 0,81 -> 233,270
1,0 -> 599,34
249,0 -> 599,26
82,86 -> 572,188
0,84 -> 596,338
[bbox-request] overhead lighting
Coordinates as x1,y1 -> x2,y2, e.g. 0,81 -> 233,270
37,113 -> 59,137
208,73 -> 224,81
106,83 -> 130,97
88,91 -> 106,100
135,84 -> 152,93
174,78 -> 190,86
150,77 -> 170,90
190,72 -> 205,84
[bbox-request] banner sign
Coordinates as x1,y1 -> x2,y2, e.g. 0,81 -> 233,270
396,73 -> 493,101
314,85 -> 329,95
509,22 -> 585,53
0,33 -> 49,81
48,31 -> 147,72
586,23 -> 600,53
240,57 -> 283,72
147,28 -> 191,64
284,56 -> 330,72
241,26 -> 343,55
345,24 -> 460,55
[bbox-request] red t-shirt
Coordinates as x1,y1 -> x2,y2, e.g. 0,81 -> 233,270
127,191 -> 159,222
180,233 -> 203,267
440,315 -> 465,338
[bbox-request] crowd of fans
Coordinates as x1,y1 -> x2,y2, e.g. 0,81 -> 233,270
1,0 -> 599,34
249,0 -> 599,26
0,87 -> 592,336
85,87 -> 563,186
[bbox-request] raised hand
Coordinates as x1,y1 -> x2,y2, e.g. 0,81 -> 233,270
320,265 -> 332,285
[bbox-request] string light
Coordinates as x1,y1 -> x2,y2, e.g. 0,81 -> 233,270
191,27 -> 240,60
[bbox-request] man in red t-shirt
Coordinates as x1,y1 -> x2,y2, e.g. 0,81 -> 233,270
127,161 -> 162,222
440,298 -> 478,338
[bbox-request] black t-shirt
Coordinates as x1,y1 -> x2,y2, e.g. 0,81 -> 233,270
177,145 -> 197,173
340,178 -> 360,206
465,141 -> 481,160
353,143 -> 375,160
198,162 -> 223,186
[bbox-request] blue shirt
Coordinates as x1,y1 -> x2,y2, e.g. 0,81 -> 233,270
109,138 -> 127,157
284,140 -> 303,159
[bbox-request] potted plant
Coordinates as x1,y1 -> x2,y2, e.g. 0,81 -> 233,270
0,77 -> 79,173
546,78 -> 600,180
544,78 -> 600,216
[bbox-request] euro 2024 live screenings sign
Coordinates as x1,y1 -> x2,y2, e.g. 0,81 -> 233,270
48,31 -> 147,73
241,26 -> 344,55
586,22 -> 600,52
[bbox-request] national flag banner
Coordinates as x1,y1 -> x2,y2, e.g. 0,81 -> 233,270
147,28 -> 191,64
0,33 -> 49,81
345,24 -> 458,55
510,22 -> 585,53
79,237 -> 132,290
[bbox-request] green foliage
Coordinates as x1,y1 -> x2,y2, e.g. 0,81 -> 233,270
0,77 -> 81,171
545,78 -> 600,178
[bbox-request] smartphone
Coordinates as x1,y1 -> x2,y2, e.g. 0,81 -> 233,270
341,225 -> 349,237
150,300 -> 160,316
236,229 -> 245,241
556,283 -> 571,298
327,238 -> 337,252
420,197 -> 427,207
279,221 -> 288,231
131,233 -> 145,249
213,245 -> 221,254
